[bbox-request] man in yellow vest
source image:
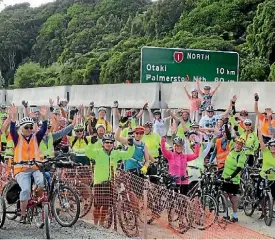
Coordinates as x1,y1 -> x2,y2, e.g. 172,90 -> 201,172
9,104 -> 48,224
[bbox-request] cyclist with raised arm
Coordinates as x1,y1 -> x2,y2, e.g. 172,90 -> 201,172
168,109 -> 191,139
239,119 -> 259,167
96,107 -> 112,133
196,79 -> 221,115
85,132 -> 135,226
254,93 -> 275,143
68,124 -> 91,165
115,125 -> 150,176
221,137 -> 246,222
257,122 -> 275,219
8,104 -> 48,224
161,136 -> 200,195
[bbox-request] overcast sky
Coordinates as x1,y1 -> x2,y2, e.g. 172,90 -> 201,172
0,0 -> 56,11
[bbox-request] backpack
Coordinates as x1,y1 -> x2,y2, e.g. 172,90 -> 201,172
3,179 -> 21,204
71,136 -> 89,148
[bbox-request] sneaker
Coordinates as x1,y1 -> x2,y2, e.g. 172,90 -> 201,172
36,222 -> 45,229
230,217 -> 238,223
223,216 -> 230,220
19,216 -> 27,224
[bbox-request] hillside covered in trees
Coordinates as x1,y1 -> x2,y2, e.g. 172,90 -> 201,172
0,0 -> 274,88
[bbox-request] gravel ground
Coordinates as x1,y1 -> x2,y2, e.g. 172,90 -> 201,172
0,219 -> 128,239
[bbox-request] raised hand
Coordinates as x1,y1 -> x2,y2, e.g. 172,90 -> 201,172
49,98 -> 54,106
8,104 -> 17,121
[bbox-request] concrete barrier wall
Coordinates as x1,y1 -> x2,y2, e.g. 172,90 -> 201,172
167,82 -> 275,112
7,86 -> 69,106
69,83 -> 160,109
3,82 -> 275,112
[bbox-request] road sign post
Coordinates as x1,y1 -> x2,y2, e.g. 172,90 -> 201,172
140,47 -> 239,83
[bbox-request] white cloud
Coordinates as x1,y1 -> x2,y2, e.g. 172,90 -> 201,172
0,0 -> 55,10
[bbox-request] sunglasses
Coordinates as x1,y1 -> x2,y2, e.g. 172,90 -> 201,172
135,132 -> 144,135
104,141 -> 114,144
244,123 -> 252,126
47,126 -> 52,129
269,145 -> 275,147
24,125 -> 33,130
75,130 -> 84,133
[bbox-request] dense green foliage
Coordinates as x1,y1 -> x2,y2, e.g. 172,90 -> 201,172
0,0 -> 274,88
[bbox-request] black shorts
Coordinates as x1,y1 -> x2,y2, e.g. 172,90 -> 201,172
257,177 -> 275,199
94,182 -> 113,208
222,182 -> 239,195
177,184 -> 189,195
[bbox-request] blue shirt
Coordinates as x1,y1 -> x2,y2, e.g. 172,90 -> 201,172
124,141 -> 145,171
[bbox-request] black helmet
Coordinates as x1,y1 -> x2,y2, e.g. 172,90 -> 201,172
206,105 -> 214,112
102,134 -> 115,142
153,110 -> 161,115
173,137 -> 184,146
188,130 -> 198,137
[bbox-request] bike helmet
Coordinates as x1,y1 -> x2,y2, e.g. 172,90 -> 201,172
143,121 -> 153,128
0,104 -> 7,109
204,85 -> 211,90
206,105 -> 214,112
243,119 -> 252,125
240,109 -> 248,116
235,137 -> 245,145
191,88 -> 198,93
188,130 -> 198,137
102,133 -> 115,142
133,126 -> 145,133
153,110 -> 161,115
20,117 -> 34,127
53,107 -> 61,115
267,138 -> 275,147
191,122 -> 199,128
98,107 -> 106,113
173,137 -> 184,146
74,124 -> 84,131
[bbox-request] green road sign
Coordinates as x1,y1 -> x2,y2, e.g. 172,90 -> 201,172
140,46 -> 239,83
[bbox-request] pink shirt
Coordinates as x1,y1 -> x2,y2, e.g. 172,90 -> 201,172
189,97 -> 201,111
161,138 -> 200,184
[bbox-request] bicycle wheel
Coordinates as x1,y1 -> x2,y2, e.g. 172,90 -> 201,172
1,183 -> 19,220
103,206 -> 113,229
73,182 -> 93,218
217,193 -> 228,216
263,191 -> 273,226
52,185 -> 80,227
168,199 -> 192,234
243,184 -> 256,217
117,196 -> 139,238
0,196 -> 6,228
192,194 -> 217,230
43,204 -> 51,239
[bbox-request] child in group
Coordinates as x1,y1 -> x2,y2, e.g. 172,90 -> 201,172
196,79 -> 221,116
184,86 -> 201,123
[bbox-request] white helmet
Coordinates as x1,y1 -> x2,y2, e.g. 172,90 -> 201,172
243,119 -> 252,125
191,88 -> 198,93
20,117 -> 34,127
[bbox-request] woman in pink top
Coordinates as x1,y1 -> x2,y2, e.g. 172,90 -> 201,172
183,86 -> 202,123
161,137 -> 200,195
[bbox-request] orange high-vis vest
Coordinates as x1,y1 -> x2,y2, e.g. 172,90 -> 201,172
13,135 -> 41,175
216,138 -> 230,169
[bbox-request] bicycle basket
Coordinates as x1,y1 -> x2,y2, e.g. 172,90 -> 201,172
4,179 -> 21,204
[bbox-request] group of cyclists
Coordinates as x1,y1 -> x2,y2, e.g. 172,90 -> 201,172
0,81 -> 274,229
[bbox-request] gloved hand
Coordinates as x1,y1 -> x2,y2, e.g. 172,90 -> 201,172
113,101 -> 118,108
127,137 -> 134,146
143,102 -> 148,110
223,176 -> 232,182
254,93 -> 259,102
120,116 -> 129,124
128,129 -> 134,136
91,136 -> 98,144
22,100 -> 28,108
140,165 -> 148,175
89,101 -> 94,110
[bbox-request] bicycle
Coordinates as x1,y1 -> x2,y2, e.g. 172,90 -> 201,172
243,167 -> 275,226
0,154 -> 81,237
